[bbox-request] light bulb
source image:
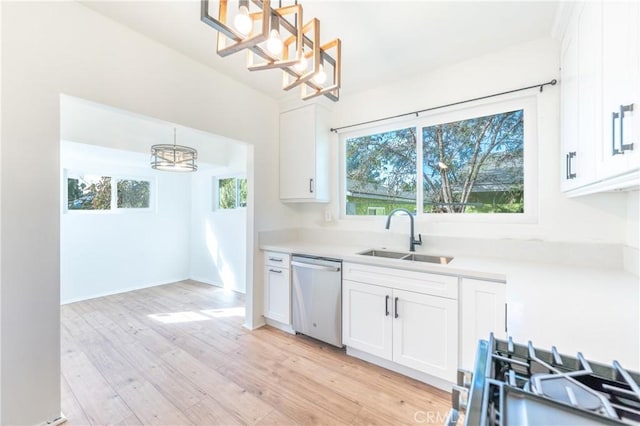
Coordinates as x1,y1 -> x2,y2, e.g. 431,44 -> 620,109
234,5 -> 252,36
294,54 -> 308,72
266,29 -> 283,55
313,64 -> 327,84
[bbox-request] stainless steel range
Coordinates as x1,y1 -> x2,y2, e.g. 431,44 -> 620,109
448,334 -> 640,425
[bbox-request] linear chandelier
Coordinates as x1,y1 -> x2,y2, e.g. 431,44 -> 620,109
151,128 -> 198,172
201,0 -> 341,102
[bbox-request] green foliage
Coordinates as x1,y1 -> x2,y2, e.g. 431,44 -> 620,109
346,128 -> 417,216
422,110 -> 524,213
218,178 -> 237,209
117,180 -> 150,208
238,178 -> 247,207
344,110 -> 525,215
218,177 -> 247,209
67,176 -> 111,210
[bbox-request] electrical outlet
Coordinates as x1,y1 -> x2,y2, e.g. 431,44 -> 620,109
324,209 -> 332,222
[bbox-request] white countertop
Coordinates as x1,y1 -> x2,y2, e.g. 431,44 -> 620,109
261,240 -> 640,369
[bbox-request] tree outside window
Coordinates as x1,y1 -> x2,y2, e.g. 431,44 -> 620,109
66,173 -> 152,212
422,110 -> 524,213
218,177 -> 247,210
343,107 -> 526,216
345,128 -> 417,215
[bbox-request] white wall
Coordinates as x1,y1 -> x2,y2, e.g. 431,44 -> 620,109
60,141 -> 191,304
190,143 -> 248,293
1,2 -> 296,424
294,37 -> 629,245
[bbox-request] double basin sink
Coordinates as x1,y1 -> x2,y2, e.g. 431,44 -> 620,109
358,249 -> 453,265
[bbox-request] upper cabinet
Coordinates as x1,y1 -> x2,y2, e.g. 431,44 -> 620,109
560,1 -> 640,196
279,104 -> 330,203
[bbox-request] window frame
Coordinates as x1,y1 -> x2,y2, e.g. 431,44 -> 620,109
214,175 -> 247,211
339,95 -> 538,223
63,169 -> 155,214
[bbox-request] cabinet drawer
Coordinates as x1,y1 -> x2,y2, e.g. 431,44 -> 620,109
265,251 -> 290,268
343,262 -> 458,300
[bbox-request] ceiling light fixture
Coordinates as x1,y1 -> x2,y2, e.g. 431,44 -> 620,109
201,0 -> 341,102
151,128 -> 198,172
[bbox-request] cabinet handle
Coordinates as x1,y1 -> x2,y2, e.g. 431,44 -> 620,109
269,269 -> 282,274
385,295 -> 390,316
620,104 -> 635,153
394,297 -> 399,319
505,303 -> 508,333
567,152 -> 576,179
565,153 -> 569,180
309,178 -> 314,193
268,257 -> 283,262
612,110 -> 621,156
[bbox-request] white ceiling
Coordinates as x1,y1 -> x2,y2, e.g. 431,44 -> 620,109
81,0 -> 560,102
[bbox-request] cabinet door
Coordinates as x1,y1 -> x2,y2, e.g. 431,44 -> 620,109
279,105 -> 317,200
600,1 -> 640,178
342,279 -> 393,360
459,279 -> 506,371
560,6 -> 580,191
392,289 -> 458,382
264,266 -> 290,324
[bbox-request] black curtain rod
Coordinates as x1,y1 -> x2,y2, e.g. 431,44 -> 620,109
329,79 -> 557,133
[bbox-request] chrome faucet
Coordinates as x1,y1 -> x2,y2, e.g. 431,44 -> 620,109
385,208 -> 422,252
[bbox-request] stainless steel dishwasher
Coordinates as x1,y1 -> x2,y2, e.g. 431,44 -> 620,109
291,255 -> 343,348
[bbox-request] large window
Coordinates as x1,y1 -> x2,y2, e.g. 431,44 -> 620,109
342,98 -> 536,218
66,172 -> 152,212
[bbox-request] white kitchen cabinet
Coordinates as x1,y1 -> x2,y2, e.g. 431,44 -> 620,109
342,263 -> 458,382
459,278 -> 506,371
393,289 -> 458,380
279,104 -> 330,202
599,1 -> 640,180
264,251 -> 291,325
342,279 -> 393,360
560,2 -> 599,191
560,1 -> 640,195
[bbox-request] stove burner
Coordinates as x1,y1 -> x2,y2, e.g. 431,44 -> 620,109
454,335 -> 640,426
530,374 -> 608,412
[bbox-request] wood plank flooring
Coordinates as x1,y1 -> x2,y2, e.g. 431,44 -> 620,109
61,281 -> 451,425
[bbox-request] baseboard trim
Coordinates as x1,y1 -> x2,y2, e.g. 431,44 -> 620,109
346,347 -> 453,392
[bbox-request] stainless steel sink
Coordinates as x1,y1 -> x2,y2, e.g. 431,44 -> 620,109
401,253 -> 453,264
357,249 -> 453,264
357,249 -> 407,259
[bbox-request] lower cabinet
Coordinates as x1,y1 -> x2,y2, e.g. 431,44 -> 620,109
459,278 -> 507,371
343,276 -> 458,382
264,251 -> 291,325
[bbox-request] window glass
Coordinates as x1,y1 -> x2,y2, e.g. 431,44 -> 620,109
117,179 -> 151,209
422,109 -> 524,213
237,178 -> 248,208
67,175 -> 111,210
218,178 -> 237,209
345,127 -> 417,215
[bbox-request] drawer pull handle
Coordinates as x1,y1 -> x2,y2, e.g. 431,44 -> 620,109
268,257 -> 283,262
394,297 -> 399,319
269,269 -> 282,274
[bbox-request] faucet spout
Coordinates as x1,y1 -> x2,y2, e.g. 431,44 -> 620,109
385,208 -> 422,252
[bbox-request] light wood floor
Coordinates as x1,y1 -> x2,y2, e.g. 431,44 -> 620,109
61,281 -> 451,425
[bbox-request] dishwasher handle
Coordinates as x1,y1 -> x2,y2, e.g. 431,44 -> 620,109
291,261 -> 341,272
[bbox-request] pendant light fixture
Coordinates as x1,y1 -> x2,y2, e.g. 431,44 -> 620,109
151,128 -> 198,172
201,0 -> 341,102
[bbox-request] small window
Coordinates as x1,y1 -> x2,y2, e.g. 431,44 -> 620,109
217,177 -> 247,210
67,175 -> 112,210
65,172 -> 152,213
117,179 -> 151,209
